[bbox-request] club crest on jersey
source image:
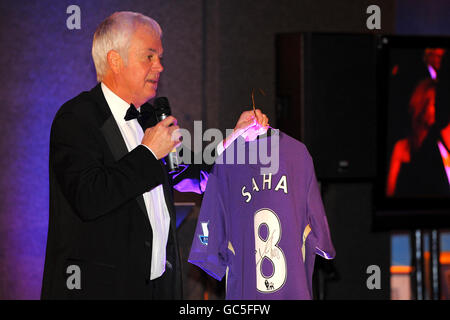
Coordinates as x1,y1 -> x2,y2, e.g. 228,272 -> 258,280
199,221 -> 209,245
265,280 -> 275,291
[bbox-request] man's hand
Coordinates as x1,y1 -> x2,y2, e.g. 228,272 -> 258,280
222,109 -> 269,150
142,116 -> 181,160
234,109 -> 269,134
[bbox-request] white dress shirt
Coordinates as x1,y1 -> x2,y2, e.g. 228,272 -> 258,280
101,82 -> 170,280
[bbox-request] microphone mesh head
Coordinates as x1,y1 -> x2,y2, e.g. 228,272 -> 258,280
154,97 -> 171,117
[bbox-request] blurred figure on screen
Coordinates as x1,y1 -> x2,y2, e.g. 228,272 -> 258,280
438,120 -> 450,185
386,79 -> 436,196
394,116 -> 450,197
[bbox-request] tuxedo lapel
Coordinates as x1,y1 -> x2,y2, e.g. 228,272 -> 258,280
89,84 -> 149,224
100,115 -> 128,160
99,116 -> 148,218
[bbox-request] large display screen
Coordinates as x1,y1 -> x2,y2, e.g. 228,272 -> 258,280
375,35 -> 450,228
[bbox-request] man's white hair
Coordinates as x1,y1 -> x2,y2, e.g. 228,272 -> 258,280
92,11 -> 162,82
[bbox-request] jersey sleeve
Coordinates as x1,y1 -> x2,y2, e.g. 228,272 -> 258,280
306,161 -> 336,260
188,165 -> 229,280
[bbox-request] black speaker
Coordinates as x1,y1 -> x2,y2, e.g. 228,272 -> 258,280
277,33 -> 390,300
318,183 -> 390,299
276,33 -> 378,180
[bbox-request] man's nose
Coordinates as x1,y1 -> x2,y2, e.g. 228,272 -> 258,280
154,57 -> 164,72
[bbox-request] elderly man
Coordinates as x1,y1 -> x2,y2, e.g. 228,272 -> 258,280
41,11 -> 268,299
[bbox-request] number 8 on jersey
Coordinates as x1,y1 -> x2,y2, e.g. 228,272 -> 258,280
254,208 -> 287,293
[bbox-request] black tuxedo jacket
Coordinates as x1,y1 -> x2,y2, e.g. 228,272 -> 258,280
41,84 -> 211,299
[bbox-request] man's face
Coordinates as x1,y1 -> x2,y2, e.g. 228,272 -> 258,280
425,48 -> 445,71
120,26 -> 163,106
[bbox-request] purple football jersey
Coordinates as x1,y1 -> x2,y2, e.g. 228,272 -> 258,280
188,130 -> 335,299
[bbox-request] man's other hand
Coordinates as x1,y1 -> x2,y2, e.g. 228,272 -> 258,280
234,109 -> 269,134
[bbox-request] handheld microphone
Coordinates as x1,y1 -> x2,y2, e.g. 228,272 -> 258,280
154,97 -> 179,171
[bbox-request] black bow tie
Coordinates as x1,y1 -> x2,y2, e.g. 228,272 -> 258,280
124,103 -> 157,130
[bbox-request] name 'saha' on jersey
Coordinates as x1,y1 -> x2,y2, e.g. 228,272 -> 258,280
241,173 -> 288,203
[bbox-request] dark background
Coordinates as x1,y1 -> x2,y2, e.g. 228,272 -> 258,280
0,0 -> 449,299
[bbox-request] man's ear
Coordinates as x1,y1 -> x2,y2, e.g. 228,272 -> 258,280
107,50 -> 123,74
